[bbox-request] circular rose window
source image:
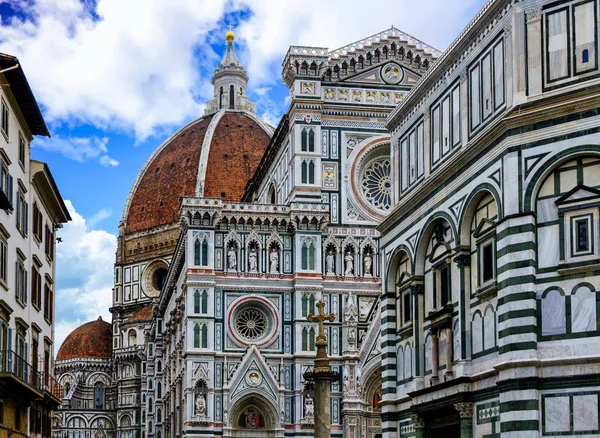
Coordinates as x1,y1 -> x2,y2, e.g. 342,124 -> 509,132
235,308 -> 267,340
361,157 -> 392,212
229,297 -> 278,347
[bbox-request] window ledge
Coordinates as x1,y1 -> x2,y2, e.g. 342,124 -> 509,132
425,304 -> 453,323
557,260 -> 600,276
475,283 -> 497,299
398,325 -> 413,338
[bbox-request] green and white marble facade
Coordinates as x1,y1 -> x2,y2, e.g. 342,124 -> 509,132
379,0 -> 600,437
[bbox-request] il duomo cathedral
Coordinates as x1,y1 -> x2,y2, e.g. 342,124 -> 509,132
53,24 -> 438,438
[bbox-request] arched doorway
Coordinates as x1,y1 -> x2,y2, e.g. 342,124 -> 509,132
227,394 -> 282,438
361,365 -> 383,438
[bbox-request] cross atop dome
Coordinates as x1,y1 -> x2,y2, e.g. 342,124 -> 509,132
205,26 -> 256,115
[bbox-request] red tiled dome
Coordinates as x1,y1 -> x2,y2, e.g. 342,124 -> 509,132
56,316 -> 112,361
124,111 -> 272,234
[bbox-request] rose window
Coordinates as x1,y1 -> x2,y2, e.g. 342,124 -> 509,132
235,308 -> 268,341
361,158 -> 392,211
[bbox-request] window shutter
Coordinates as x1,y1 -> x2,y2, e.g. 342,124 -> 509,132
15,261 -> 18,300
7,174 -> 12,204
24,202 -> 28,236
16,195 -> 20,228
24,269 -> 28,304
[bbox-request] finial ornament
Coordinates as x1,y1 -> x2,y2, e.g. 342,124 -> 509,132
226,24 -> 235,43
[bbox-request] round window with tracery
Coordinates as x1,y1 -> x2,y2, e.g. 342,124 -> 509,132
235,308 -> 268,341
361,158 -> 392,211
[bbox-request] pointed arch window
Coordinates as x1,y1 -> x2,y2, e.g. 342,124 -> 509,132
301,241 -> 316,270
308,294 -> 315,314
201,290 -> 208,314
301,129 -> 308,151
201,325 -> 208,348
308,130 -> 315,152
194,324 -> 200,348
302,327 -> 308,351
308,161 -> 315,184
301,161 -> 308,184
309,328 -> 315,351
194,291 -> 200,314
94,383 -> 105,409
229,84 -> 235,109
201,240 -> 208,266
157,381 -> 162,399
302,295 -> 308,317
219,86 -> 224,109
194,240 -> 201,265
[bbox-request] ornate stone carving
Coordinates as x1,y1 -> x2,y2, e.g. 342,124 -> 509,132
455,402 -> 473,419
410,413 -> 425,428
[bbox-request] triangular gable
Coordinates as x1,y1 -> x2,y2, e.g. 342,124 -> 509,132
228,345 -> 280,405
555,185 -> 600,205
473,218 -> 496,238
339,65 -> 384,84
359,306 -> 382,367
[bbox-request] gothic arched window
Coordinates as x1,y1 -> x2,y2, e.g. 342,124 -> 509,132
128,329 -> 136,347
201,240 -> 208,266
308,161 -> 315,184
309,328 -> 315,351
94,383 -> 105,409
201,290 -> 208,314
194,239 -> 201,266
301,129 -> 308,152
194,291 -> 200,314
301,161 -> 308,184
302,327 -> 308,351
308,130 -> 315,152
201,325 -> 208,348
194,324 -> 200,348
157,381 -> 162,399
229,84 -> 235,109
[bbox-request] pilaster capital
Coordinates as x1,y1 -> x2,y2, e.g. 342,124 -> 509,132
454,402 -> 474,419
410,413 -> 425,428
525,6 -> 542,23
409,281 -> 424,296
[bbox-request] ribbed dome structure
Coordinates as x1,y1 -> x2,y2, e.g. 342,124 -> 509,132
56,316 -> 112,361
122,110 -> 272,234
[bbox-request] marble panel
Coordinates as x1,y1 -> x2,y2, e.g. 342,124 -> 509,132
453,319 -> 461,361
537,225 -> 560,268
483,308 -> 496,351
571,286 -> 597,333
472,313 -> 483,354
404,345 -> 412,379
544,396 -> 570,432
536,198 -> 559,223
425,335 -> 432,372
438,330 -> 447,368
541,290 -> 566,336
560,169 -> 578,194
397,349 -> 404,381
573,394 -> 599,431
584,165 -> 600,186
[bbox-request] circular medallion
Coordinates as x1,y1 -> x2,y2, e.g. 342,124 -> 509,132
246,371 -> 262,387
381,62 -> 403,85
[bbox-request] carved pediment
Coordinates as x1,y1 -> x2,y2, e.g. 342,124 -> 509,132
228,345 -> 280,406
555,184 -> 600,206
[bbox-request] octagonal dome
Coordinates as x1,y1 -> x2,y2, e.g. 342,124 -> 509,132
122,110 -> 272,234
56,316 -> 112,361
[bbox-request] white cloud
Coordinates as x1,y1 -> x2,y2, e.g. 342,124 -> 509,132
34,135 -> 119,166
0,0 -> 484,145
54,200 -> 117,350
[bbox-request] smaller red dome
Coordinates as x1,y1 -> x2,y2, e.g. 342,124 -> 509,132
56,316 -> 112,361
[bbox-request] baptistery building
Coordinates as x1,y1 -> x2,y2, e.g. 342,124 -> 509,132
379,0 -> 600,437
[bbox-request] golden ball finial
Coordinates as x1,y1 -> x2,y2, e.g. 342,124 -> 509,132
226,25 -> 235,43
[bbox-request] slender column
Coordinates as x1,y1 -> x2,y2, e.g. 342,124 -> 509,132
455,403 -> 473,438
411,414 -> 426,438
444,326 -> 453,379
430,330 -> 439,385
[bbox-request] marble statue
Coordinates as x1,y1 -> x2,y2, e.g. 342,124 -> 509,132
195,393 -> 206,415
344,251 -> 354,275
363,253 -> 372,276
227,248 -> 237,270
270,249 -> 279,273
223,410 -> 228,424
326,251 -> 335,274
248,248 -> 258,272
304,394 -> 314,418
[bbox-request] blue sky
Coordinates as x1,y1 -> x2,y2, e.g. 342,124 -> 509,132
0,0 -> 486,349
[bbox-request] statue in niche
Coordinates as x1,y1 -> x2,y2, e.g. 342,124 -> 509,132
304,394 -> 314,418
348,327 -> 356,345
343,375 -> 350,393
227,247 -> 237,270
363,252 -> 372,276
344,251 -> 354,275
326,251 -> 335,274
270,248 -> 279,273
248,247 -> 258,272
195,393 -> 207,415
223,410 -> 228,424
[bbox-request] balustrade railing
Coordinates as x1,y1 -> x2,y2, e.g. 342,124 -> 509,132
0,349 -> 62,399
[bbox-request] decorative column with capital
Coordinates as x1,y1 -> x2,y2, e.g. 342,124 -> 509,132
455,402 -> 473,438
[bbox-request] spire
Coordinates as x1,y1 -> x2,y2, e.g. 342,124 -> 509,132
205,26 -> 255,115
